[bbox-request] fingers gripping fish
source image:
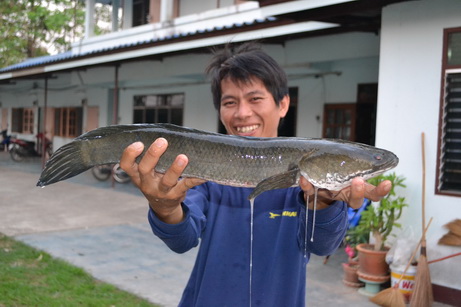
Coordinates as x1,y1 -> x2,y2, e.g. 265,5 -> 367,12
37,123 -> 398,199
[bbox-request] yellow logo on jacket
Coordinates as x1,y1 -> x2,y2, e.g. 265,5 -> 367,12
269,211 -> 297,219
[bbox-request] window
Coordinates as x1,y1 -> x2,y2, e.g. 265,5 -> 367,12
322,103 -> 356,141
133,0 -> 150,26
436,27 -> 461,196
54,107 -> 83,138
133,93 -> 184,125
12,108 -> 34,134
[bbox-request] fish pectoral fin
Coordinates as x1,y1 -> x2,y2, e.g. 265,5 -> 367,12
248,168 -> 300,200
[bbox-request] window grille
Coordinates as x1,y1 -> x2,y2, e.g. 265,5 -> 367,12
133,93 -> 184,126
438,71 -> 461,194
437,27 -> 461,196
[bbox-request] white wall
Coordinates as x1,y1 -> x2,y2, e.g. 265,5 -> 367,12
284,33 -> 380,138
377,0 -> 461,289
0,31 -> 381,141
82,32 -> 380,137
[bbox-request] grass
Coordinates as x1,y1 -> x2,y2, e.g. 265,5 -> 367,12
0,233 -> 160,307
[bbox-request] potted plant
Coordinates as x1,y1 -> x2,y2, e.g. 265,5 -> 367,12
355,172 -> 408,277
342,226 -> 369,287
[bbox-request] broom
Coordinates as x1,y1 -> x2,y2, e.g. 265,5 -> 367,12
370,217 -> 433,307
410,132 -> 433,307
428,252 -> 461,264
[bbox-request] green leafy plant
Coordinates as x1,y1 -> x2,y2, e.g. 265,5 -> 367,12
344,223 -> 370,259
352,172 -> 408,251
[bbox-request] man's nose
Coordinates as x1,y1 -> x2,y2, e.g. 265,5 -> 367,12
235,101 -> 253,118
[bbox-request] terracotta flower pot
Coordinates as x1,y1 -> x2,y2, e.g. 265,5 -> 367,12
348,256 -> 359,266
342,262 -> 364,287
356,243 -> 390,277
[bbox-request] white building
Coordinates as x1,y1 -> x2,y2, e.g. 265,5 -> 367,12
0,0 -> 460,303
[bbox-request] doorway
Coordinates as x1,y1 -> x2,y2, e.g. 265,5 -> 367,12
322,83 -> 377,145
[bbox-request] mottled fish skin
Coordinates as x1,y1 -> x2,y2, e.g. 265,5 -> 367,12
37,123 -> 398,199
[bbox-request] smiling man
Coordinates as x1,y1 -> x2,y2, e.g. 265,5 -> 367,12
120,42 -> 391,306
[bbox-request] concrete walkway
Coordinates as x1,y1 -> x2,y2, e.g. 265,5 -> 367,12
0,151 -> 431,307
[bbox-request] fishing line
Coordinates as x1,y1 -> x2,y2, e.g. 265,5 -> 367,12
304,194 -> 309,258
249,201 -> 254,307
310,188 -> 319,242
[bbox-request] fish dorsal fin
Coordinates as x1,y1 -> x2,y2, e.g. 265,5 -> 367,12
248,168 -> 300,200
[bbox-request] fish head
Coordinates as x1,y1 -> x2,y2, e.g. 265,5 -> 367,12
298,141 -> 399,190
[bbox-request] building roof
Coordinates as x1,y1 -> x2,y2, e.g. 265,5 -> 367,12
0,17 -> 281,76
0,0 -> 413,80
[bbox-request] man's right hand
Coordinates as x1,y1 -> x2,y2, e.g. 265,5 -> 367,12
120,138 -> 205,224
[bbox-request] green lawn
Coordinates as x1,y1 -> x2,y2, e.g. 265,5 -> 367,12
0,233 -> 160,307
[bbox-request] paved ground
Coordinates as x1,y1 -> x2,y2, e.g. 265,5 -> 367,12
0,151 -> 446,306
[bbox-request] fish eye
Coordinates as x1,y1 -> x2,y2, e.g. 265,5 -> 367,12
374,154 -> 382,161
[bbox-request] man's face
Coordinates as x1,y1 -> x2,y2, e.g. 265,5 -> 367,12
219,76 -> 289,138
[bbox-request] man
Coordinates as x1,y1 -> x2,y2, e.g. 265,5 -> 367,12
120,43 -> 391,306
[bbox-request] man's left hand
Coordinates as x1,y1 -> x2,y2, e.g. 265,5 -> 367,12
299,177 -> 392,210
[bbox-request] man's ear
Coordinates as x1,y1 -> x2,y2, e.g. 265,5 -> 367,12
279,95 -> 290,118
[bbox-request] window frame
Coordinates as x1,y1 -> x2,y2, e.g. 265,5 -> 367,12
11,107 -> 34,134
54,107 -> 83,138
133,93 -> 184,125
322,103 -> 356,141
436,27 -> 461,197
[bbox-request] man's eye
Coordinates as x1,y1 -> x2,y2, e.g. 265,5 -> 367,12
222,101 -> 235,107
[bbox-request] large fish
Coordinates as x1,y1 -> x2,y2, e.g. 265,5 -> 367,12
37,123 -> 398,199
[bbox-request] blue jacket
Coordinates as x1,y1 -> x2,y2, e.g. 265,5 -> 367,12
149,182 -> 348,306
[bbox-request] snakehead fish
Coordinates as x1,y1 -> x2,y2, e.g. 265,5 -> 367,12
37,123 -> 398,199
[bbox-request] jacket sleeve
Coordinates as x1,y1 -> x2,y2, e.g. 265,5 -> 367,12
297,191 -> 349,256
148,185 -> 209,254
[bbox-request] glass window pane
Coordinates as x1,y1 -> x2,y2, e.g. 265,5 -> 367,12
145,95 -> 158,107
343,126 -> 351,139
334,126 -> 341,138
327,110 -> 335,124
344,110 -> 352,125
448,32 -> 461,66
145,109 -> 155,123
133,110 -> 144,124
170,94 -> 184,107
336,110 -> 343,124
133,95 -> 145,107
157,109 -> 168,123
171,109 -> 183,125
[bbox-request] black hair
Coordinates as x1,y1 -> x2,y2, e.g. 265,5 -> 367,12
205,42 -> 288,110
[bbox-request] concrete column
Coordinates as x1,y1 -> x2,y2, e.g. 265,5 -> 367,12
160,0 -> 173,22
122,0 -> 133,29
85,0 -> 96,38
112,0 -> 120,32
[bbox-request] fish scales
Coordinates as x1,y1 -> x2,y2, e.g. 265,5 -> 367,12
37,123 -> 399,199
120,126 -> 305,187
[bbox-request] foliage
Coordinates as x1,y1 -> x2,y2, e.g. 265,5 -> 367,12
344,222 -> 370,258
350,172 -> 408,251
0,0 -> 85,68
0,233 -> 159,306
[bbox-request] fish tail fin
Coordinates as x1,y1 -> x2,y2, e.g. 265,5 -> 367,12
37,141 -> 92,187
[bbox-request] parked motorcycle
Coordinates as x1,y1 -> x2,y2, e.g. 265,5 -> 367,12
91,163 -> 131,184
9,133 -> 52,162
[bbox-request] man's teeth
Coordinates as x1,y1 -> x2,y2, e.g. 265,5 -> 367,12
237,125 -> 259,133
